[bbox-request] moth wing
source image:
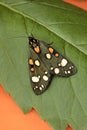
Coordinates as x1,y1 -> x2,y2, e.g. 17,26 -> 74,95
39,41 -> 77,77
29,48 -> 52,95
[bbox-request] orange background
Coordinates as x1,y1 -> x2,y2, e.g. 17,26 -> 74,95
0,1 -> 87,130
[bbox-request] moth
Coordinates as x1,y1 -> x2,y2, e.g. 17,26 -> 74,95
28,36 -> 77,95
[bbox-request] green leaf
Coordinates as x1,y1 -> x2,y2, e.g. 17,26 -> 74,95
0,0 -> 87,130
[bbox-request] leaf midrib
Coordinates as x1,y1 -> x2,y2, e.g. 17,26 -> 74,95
9,1 -> 87,17
0,1 -> 87,56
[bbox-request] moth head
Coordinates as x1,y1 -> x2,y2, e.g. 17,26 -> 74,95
29,37 -> 39,46
28,36 -> 40,53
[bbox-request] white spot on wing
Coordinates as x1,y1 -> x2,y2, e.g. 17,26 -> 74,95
65,71 -> 67,74
35,60 -> 40,66
38,75 -> 40,78
45,71 -> 48,74
43,75 -> 48,81
61,58 -> 68,67
54,68 -> 60,74
32,76 -> 40,83
58,63 -> 61,66
39,87 -> 42,90
69,66 -> 72,69
46,53 -> 51,59
34,86 -> 38,90
71,66 -> 74,68
68,70 -> 71,74
50,67 -> 53,70
41,84 -> 44,88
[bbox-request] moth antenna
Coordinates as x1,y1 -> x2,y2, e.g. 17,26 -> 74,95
6,36 -> 27,39
47,42 -> 54,46
23,16 -> 36,38
30,33 -> 34,38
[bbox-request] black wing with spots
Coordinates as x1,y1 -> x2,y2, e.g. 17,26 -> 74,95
28,36 -> 77,95
29,48 -> 52,95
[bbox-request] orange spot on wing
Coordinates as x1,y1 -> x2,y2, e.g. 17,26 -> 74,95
29,59 -> 34,65
31,68 -> 35,72
55,53 -> 59,57
34,46 -> 40,53
48,47 -> 54,53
